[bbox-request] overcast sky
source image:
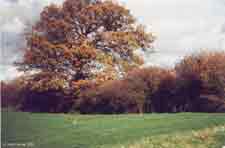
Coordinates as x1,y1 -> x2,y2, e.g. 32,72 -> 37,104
0,0 -> 225,80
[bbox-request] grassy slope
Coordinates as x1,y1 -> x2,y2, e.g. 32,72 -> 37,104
1,111 -> 225,148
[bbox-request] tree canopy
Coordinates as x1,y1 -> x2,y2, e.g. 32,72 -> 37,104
16,0 -> 155,92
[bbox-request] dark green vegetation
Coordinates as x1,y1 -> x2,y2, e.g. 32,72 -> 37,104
2,110 -> 225,148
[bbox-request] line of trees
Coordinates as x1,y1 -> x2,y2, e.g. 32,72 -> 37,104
75,51 -> 225,113
2,51 -> 225,113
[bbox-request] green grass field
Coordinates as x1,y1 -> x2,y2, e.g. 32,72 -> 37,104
1,110 -> 225,148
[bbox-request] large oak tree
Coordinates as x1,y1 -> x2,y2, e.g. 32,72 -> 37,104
16,0 -> 154,94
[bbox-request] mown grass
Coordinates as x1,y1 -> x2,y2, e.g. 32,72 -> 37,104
1,110 -> 225,148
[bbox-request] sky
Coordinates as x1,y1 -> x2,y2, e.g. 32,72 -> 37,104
0,0 -> 225,80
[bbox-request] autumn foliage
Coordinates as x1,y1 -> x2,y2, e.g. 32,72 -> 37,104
1,79 -> 25,109
2,0 -> 224,113
75,67 -> 177,113
2,51 -> 225,113
17,0 -> 154,92
11,0 -> 154,112
176,52 -> 225,97
175,51 -> 225,112
75,51 -> 225,113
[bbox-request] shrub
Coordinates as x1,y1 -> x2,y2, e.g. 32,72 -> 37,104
1,79 -> 25,109
75,67 -> 177,114
76,79 -> 144,114
20,89 -> 74,113
125,67 -> 177,113
175,51 -> 225,111
1,74 -> 74,113
176,51 -> 225,96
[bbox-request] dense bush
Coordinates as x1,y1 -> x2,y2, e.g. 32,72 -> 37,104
76,79 -> 145,114
75,67 -> 176,113
1,75 -> 74,113
175,51 -> 225,112
176,52 -> 225,96
1,79 -> 25,109
125,67 -> 177,113
20,89 -> 74,113
18,73 -> 74,113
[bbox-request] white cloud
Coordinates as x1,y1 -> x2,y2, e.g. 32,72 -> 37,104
122,0 -> 225,66
1,17 -> 25,33
0,65 -> 23,80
